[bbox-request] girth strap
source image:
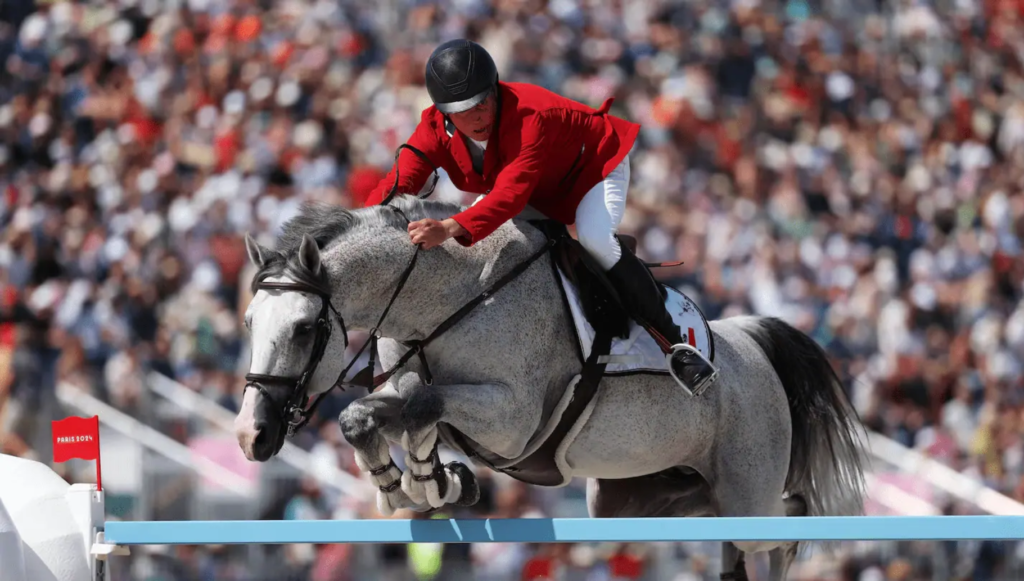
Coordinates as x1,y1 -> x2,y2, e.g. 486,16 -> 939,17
446,329 -> 613,484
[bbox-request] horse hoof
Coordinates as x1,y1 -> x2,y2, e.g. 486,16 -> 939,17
401,448 -> 447,508
406,501 -> 437,513
401,469 -> 430,506
446,462 -> 480,507
379,486 -> 432,515
378,490 -> 399,516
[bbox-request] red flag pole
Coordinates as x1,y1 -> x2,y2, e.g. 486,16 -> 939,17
92,416 -> 102,492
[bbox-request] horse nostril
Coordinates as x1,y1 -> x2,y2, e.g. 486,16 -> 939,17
254,430 -> 268,450
254,423 -> 269,449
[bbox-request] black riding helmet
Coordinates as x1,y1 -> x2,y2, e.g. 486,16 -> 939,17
425,39 -> 498,114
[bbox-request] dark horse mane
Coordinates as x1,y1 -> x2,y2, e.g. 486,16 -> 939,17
250,196 -> 463,294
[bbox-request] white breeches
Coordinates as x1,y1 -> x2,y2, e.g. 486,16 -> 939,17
573,155 -> 629,270
471,155 -> 630,270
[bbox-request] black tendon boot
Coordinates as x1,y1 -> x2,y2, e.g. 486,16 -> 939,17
604,242 -> 717,397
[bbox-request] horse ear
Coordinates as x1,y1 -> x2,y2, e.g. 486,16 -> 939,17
245,233 -> 272,268
298,233 -> 321,276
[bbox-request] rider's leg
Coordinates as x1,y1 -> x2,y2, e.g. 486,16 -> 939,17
574,156 -> 717,396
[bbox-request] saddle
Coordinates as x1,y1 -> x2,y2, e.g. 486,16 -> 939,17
530,220 -> 635,341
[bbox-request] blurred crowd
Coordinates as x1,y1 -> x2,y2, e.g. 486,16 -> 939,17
3,0 -> 1024,577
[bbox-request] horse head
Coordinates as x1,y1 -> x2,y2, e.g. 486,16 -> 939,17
235,231 -> 350,461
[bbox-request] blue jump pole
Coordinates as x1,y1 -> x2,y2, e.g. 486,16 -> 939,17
103,516 -> 1024,545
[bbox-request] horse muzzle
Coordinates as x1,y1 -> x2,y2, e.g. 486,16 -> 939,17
237,377 -> 306,459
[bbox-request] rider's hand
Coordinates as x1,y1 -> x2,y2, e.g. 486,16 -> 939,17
408,218 -> 466,249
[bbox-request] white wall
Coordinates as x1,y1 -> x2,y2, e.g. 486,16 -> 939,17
0,454 -> 91,581
0,494 -> 28,581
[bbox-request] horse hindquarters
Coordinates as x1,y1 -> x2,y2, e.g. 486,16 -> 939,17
561,315 -> 801,481
728,316 -> 866,577
572,321 -> 812,580
735,315 -> 867,524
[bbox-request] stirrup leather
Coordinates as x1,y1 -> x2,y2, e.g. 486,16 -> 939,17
666,343 -> 718,397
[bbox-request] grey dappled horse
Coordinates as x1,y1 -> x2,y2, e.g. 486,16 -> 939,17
234,197 -> 866,581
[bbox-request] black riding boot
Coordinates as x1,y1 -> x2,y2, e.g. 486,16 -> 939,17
604,242 -> 717,397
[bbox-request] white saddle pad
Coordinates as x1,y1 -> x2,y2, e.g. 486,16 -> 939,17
557,270 -> 714,374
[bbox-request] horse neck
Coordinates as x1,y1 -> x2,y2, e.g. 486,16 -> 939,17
322,227 -> 502,340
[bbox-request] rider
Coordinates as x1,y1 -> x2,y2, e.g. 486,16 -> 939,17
363,39 -> 717,396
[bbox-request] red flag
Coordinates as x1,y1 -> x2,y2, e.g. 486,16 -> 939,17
52,416 -> 100,461
52,416 -> 103,491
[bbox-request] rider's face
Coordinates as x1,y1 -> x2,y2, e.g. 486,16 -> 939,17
449,93 -> 497,141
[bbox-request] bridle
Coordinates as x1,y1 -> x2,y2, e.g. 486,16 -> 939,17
244,221 -> 422,437
243,277 -> 345,437
243,144 -> 553,438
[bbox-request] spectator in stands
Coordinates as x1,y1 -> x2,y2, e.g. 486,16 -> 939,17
5,0 -> 1024,578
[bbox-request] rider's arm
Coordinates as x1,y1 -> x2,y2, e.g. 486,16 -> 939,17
448,112 -> 552,246
363,112 -> 443,206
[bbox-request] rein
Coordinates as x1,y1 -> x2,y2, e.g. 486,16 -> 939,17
245,145 -> 553,437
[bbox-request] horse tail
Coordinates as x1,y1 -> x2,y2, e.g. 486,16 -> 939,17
738,316 -> 867,520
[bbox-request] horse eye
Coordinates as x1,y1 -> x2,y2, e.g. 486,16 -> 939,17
296,323 -> 314,336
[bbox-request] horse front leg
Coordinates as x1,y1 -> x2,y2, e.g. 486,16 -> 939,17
397,385 -> 465,509
338,384 -> 427,515
399,382 -> 537,509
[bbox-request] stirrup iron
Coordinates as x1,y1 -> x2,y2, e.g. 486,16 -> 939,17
667,343 -> 718,397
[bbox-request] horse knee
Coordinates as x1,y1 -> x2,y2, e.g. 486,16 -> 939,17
339,403 -> 378,449
401,388 -> 444,434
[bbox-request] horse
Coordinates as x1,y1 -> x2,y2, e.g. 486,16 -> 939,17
233,195 -> 867,580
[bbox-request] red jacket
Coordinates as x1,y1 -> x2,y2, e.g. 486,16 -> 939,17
364,82 -> 641,246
